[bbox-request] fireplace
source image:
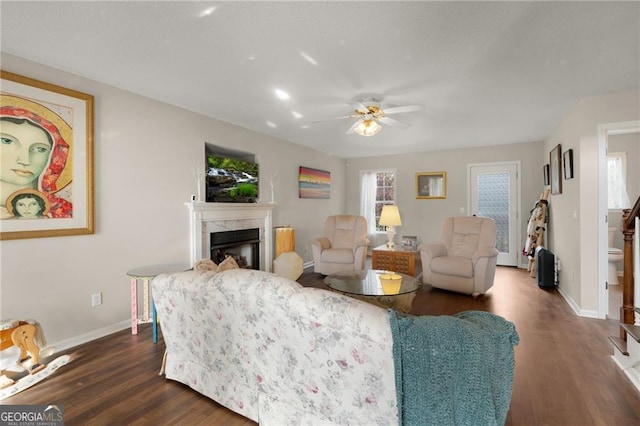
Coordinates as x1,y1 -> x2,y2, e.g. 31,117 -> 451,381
210,228 -> 260,269
186,202 -> 275,271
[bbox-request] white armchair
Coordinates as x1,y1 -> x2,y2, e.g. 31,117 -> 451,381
312,215 -> 370,275
419,216 -> 498,294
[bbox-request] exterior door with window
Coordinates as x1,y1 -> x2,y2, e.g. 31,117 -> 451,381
469,163 -> 519,266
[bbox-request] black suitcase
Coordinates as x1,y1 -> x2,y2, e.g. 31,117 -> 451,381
536,247 -> 556,288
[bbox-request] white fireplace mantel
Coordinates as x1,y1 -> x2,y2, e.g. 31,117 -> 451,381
186,202 -> 275,271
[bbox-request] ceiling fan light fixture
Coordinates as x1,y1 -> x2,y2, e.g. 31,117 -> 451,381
354,119 -> 382,136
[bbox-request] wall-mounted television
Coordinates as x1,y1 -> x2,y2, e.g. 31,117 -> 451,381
205,144 -> 258,203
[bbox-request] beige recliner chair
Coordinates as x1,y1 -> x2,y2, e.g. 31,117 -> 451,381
312,215 -> 369,275
419,216 -> 498,294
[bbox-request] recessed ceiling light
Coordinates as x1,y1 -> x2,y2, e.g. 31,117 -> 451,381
274,88 -> 290,100
292,111 -> 303,119
198,6 -> 217,18
300,51 -> 318,66
266,121 -> 277,128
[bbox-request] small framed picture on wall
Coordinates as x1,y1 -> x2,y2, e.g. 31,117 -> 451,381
543,164 -> 550,186
550,144 -> 562,195
563,149 -> 574,179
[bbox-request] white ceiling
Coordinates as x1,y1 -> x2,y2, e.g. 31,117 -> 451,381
1,1 -> 639,159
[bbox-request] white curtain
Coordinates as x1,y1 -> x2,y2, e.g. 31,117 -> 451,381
360,171 -> 377,241
608,154 -> 631,209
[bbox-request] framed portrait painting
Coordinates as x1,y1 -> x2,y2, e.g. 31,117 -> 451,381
1,70 -> 94,240
549,144 -> 562,195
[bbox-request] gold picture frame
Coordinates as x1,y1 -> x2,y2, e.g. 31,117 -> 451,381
416,172 -> 446,199
1,70 -> 94,240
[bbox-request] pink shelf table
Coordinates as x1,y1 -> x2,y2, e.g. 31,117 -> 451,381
126,263 -> 191,343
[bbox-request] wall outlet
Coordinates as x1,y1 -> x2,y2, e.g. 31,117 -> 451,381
91,292 -> 102,307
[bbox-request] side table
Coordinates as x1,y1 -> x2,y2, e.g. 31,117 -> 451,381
371,245 -> 421,277
126,263 -> 191,343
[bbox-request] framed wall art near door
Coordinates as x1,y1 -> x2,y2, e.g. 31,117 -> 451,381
543,164 -> 550,186
563,149 -> 574,179
549,144 -> 562,195
1,70 -> 94,240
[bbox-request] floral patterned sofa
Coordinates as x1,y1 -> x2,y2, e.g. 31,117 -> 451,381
151,268 -> 399,425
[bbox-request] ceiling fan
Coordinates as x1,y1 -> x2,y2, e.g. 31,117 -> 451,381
313,96 -> 424,136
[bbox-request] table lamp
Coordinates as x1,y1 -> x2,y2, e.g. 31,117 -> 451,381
379,205 -> 402,247
380,272 -> 403,295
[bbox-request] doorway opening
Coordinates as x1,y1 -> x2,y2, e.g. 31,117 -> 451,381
468,162 -> 520,267
597,121 -> 640,319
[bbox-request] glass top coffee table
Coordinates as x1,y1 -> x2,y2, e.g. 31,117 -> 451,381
324,269 -> 420,313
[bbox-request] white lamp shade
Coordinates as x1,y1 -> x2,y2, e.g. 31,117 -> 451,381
354,119 -> 382,136
379,205 -> 402,226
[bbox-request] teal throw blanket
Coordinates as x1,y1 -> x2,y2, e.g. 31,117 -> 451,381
389,310 -> 519,426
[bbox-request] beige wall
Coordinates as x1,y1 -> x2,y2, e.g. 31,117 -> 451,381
345,141 -> 544,265
0,54 -> 346,347
544,90 -> 640,316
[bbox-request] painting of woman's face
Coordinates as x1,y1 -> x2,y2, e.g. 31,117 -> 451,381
1,120 -> 53,187
15,196 -> 43,218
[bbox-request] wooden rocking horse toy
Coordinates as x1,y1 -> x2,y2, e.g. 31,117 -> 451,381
0,319 -> 48,381
1,319 -> 75,400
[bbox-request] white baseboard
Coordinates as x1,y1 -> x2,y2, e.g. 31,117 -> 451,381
50,320 -> 130,353
557,286 -> 599,318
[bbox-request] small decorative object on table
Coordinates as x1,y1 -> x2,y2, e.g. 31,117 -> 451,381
401,235 -> 418,249
269,172 -> 279,204
191,160 -> 206,202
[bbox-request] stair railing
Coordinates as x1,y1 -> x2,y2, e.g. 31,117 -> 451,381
620,196 -> 640,339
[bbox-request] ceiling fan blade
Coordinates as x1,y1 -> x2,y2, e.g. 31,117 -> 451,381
311,115 -> 356,124
382,104 -> 424,115
379,116 -> 410,129
349,102 -> 370,113
345,120 -> 361,135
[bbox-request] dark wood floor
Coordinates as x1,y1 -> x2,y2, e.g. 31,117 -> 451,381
4,266 -> 640,425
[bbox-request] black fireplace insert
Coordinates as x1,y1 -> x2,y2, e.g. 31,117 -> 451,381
210,228 -> 260,269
